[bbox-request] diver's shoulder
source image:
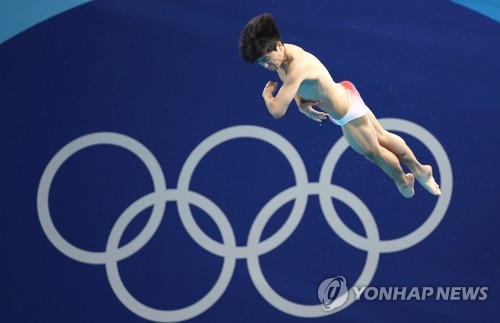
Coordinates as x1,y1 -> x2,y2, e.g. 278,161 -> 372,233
286,44 -> 317,60
284,43 -> 306,54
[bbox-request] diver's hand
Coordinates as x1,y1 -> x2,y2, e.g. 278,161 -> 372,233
298,100 -> 328,123
262,81 -> 279,99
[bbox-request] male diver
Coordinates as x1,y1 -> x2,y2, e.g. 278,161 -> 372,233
239,13 -> 441,198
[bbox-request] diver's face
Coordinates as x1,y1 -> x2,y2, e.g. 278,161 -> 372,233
257,42 -> 284,71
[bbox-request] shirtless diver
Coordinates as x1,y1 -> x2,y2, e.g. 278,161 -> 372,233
239,13 -> 441,198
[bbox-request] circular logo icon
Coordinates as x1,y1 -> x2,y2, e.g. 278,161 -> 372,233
318,276 -> 349,311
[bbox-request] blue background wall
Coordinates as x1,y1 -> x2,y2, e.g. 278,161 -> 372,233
1,1 -> 499,322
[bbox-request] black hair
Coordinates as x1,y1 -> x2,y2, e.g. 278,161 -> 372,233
239,13 -> 282,63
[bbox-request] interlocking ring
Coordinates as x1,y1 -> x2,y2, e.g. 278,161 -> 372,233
37,132 -> 167,264
37,120 -> 452,321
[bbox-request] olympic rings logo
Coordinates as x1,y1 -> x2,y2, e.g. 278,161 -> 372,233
37,119 -> 452,322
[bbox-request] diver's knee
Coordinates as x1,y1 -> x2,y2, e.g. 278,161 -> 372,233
363,153 -> 377,163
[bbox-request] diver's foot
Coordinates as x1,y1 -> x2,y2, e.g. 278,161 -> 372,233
416,165 -> 442,196
397,173 -> 415,198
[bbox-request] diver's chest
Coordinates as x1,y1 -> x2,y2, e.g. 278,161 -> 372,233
297,80 -> 317,99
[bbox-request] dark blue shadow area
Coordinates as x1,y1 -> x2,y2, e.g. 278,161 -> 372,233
1,0 -> 499,322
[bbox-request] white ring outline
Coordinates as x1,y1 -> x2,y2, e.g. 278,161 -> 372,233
319,119 -> 453,253
36,132 -> 167,264
177,125 -> 309,259
247,182 -> 380,317
105,189 -> 237,322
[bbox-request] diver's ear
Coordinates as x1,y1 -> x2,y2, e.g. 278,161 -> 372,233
276,41 -> 284,52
